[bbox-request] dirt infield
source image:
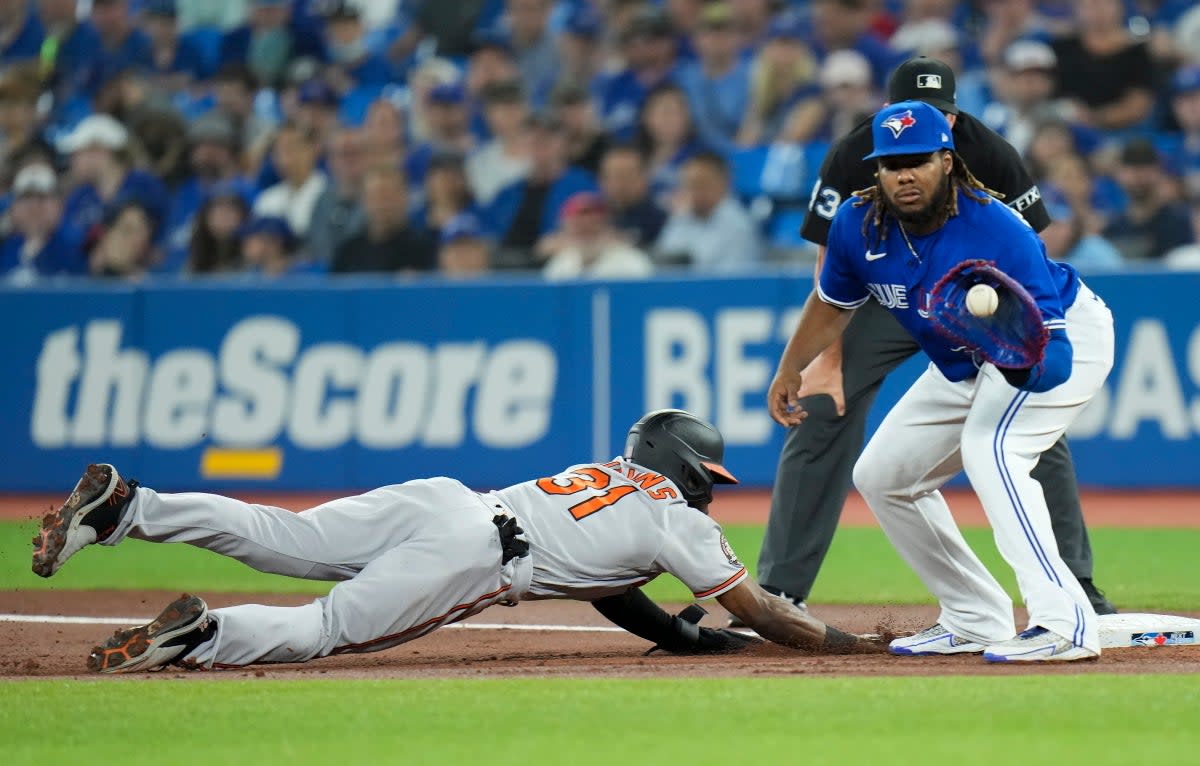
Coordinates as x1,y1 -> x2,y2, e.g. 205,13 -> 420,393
3,488 -> 1198,527
3,590 -> 1198,681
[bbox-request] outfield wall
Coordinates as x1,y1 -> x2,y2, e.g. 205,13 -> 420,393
2,272 -> 1198,491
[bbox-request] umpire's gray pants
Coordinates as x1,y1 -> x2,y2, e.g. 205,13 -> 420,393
757,299 -> 1094,600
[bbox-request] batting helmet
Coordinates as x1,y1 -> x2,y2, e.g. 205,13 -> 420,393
623,409 -> 738,512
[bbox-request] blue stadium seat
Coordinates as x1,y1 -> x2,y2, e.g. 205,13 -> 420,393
729,146 -> 769,200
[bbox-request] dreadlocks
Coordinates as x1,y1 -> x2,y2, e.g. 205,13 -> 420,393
850,151 -> 1004,248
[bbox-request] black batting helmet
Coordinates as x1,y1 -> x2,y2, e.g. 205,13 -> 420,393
623,409 -> 738,511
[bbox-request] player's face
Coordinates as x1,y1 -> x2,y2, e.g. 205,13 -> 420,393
877,150 -> 953,226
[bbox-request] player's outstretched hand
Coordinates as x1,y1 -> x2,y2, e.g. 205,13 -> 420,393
768,368 -> 807,427
798,346 -> 845,417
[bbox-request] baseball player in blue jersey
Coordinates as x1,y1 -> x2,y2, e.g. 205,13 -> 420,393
32,410 -> 880,673
769,101 -> 1115,662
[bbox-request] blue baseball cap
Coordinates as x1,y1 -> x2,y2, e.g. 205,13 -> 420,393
240,216 -> 296,249
429,82 -> 466,105
767,10 -> 807,41
440,213 -> 488,245
565,5 -> 602,39
863,100 -> 956,160
1172,66 -> 1200,96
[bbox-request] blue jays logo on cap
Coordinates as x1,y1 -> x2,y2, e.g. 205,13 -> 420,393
882,109 -> 917,138
864,100 -> 956,160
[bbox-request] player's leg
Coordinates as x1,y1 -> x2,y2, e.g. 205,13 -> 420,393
758,302 -> 920,602
1032,438 -> 1115,613
961,289 -> 1114,657
853,366 -> 1016,645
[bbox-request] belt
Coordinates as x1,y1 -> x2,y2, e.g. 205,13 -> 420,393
477,493 -> 533,604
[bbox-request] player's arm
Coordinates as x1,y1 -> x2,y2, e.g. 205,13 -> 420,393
591,588 -> 757,654
769,290 -> 855,426
717,580 -> 882,653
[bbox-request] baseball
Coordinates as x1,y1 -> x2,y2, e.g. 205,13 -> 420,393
966,284 -> 998,317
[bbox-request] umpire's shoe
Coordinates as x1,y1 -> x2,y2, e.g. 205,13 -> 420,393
32,464 -> 137,577
1079,578 -> 1117,615
88,594 -> 214,673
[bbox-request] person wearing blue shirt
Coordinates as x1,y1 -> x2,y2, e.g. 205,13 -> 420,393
0,0 -> 44,62
770,101 -> 1114,664
676,3 -> 750,156
37,0 -> 104,101
141,0 -> 210,84
0,163 -> 87,281
319,0 -> 396,91
91,0 -> 155,88
810,0 -> 905,88
596,9 -> 679,142
219,0 -> 300,88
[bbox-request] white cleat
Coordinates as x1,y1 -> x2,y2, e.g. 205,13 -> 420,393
983,627 -> 1099,663
889,624 -> 985,656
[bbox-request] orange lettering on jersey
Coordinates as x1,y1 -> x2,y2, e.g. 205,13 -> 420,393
647,486 -> 677,501
569,485 -> 638,520
536,466 -> 610,495
626,470 -> 665,491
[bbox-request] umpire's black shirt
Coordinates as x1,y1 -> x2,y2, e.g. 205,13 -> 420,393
800,111 -> 1052,247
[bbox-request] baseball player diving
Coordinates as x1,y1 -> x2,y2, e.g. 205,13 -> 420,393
769,101 -> 1114,662
32,410 -> 881,673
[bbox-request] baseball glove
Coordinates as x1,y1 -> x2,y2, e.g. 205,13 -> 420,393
928,259 -> 1048,381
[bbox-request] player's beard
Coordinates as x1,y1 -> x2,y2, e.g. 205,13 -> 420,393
884,172 -> 951,230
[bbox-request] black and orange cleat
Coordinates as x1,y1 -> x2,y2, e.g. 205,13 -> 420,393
87,594 -> 213,674
31,464 -> 138,578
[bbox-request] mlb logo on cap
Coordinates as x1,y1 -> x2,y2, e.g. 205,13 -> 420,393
916,73 -> 942,89
864,100 -> 956,160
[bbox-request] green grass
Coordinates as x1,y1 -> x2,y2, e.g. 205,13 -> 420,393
4,521 -> 1198,610
1,676 -> 1197,765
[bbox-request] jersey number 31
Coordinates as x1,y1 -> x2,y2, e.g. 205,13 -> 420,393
536,468 -> 638,521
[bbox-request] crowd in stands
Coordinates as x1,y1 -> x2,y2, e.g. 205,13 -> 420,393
1,0 -> 1200,283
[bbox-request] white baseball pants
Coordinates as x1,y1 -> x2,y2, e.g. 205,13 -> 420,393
853,284 -> 1114,651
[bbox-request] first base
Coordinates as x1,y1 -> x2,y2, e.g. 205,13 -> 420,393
1098,613 -> 1200,649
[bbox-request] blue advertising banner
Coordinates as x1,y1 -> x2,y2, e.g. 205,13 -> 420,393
2,272 -> 1197,491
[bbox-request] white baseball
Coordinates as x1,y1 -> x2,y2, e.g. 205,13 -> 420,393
966,284 -> 998,317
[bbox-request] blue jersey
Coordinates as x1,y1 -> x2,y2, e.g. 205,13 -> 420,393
820,187 -> 1080,383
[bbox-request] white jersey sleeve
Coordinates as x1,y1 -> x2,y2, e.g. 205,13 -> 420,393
653,511 -> 748,600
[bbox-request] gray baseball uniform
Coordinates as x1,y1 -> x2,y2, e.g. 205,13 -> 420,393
101,458 -> 747,668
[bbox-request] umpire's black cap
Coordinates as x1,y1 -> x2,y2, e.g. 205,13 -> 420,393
888,57 -> 958,115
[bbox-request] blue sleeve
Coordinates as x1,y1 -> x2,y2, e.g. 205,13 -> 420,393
1018,329 -> 1072,393
817,203 -> 869,309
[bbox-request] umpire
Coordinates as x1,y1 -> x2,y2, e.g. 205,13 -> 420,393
751,57 -> 1116,619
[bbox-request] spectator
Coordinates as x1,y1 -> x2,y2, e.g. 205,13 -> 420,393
438,211 -> 492,277
983,40 -> 1062,156
0,0 -> 43,63
92,0 -> 155,88
88,199 -> 158,279
504,0 -> 560,109
636,83 -> 703,204
465,34 -> 521,117
555,3 -> 604,93
487,112 -> 597,263
467,80 -> 531,206
599,143 -> 668,248
543,191 -> 655,280
552,82 -> 608,176
737,12 -> 823,146
1163,202 -> 1200,269
1160,66 -> 1200,200
409,0 -> 491,58
362,96 -> 407,171
888,19 -> 990,116
597,8 -> 680,141
253,120 -> 328,240
816,49 -> 877,143
293,79 -> 343,148
188,183 -> 250,274
220,0 -> 298,89
332,166 -> 436,273
318,0 -> 394,92
142,0 -> 209,88
655,150 -> 762,272
677,3 -> 750,155
212,63 -> 274,155
1037,151 -> 1123,270
731,0 -> 775,46
414,151 -> 477,233
0,67 -> 44,159
809,0 -> 903,88
37,0 -> 104,100
0,164 -> 87,281
307,127 -> 368,265
407,82 -> 474,186
978,0 -> 1054,67
240,215 -> 321,276
58,114 -> 168,239
1104,138 -> 1193,260
177,0 -> 248,32
1051,0 -> 1157,131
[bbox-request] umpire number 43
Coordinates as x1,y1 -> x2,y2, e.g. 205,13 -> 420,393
809,180 -> 841,220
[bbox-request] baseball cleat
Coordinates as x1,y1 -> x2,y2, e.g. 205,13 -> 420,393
983,626 -> 1099,663
88,594 -> 212,673
32,464 -> 138,578
1079,578 -> 1117,615
888,624 -> 985,655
